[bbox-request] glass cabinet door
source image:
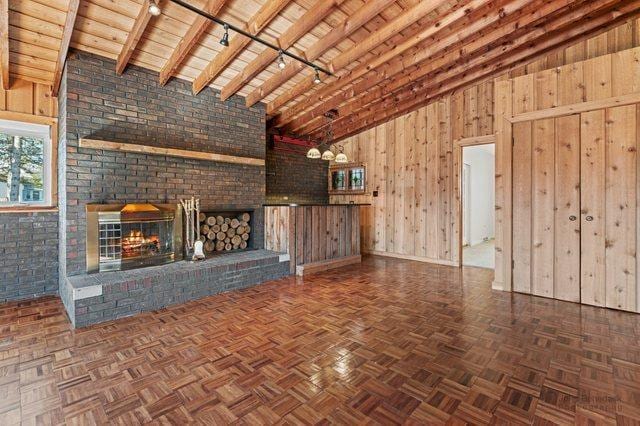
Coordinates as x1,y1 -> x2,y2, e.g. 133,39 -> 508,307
348,167 -> 365,191
331,170 -> 346,191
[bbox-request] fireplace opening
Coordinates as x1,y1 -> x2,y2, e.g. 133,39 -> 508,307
87,204 -> 182,273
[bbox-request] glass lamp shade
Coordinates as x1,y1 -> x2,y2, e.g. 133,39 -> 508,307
334,152 -> 348,163
306,147 -> 321,159
321,149 -> 336,161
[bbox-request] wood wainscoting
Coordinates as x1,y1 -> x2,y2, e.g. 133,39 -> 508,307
264,205 -> 362,276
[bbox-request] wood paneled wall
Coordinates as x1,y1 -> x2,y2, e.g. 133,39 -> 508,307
330,84 -> 492,266
264,205 -> 361,273
333,18 -> 640,267
0,78 -> 57,118
495,46 -> 640,313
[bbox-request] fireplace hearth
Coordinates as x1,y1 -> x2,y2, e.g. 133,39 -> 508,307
86,204 -> 182,273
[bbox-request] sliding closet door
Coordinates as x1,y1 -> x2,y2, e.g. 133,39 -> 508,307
606,106 -> 636,311
554,115 -> 581,302
512,106 -> 638,312
511,115 -> 581,302
580,110 -> 606,306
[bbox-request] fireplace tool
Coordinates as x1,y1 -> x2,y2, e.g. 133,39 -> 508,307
180,197 -> 205,261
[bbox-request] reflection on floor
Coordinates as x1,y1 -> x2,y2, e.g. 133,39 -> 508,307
1,255 -> 639,423
463,239 -> 495,269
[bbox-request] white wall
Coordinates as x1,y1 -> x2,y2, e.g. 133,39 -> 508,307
463,144 -> 495,246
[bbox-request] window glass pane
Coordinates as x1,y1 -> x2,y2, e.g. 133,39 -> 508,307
348,168 -> 364,190
0,132 -> 45,204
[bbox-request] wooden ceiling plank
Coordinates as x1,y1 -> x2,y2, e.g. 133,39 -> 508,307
1,0 -> 8,89
116,0 -> 158,75
244,0 -> 396,107
53,0 -> 80,96
158,0 -> 228,86
267,0 -> 480,121
219,0 -> 348,102
191,0 -> 291,95
292,0 -> 596,134
328,3 -> 640,141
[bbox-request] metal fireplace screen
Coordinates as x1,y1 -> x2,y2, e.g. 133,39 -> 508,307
86,204 -> 182,273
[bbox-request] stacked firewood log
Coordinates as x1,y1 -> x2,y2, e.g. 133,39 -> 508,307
198,212 -> 251,253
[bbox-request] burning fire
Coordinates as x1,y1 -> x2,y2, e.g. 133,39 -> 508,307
122,230 -> 160,257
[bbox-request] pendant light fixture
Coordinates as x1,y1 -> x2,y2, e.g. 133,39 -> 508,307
321,148 -> 335,161
306,147 -> 321,159
277,50 -> 286,69
219,24 -> 230,47
148,0 -> 161,16
320,110 -> 338,161
334,145 -> 348,163
313,68 -> 321,84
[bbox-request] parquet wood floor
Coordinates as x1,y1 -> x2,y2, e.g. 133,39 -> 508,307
1,256 -> 640,425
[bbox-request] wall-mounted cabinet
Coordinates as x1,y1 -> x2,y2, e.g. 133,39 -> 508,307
329,163 -> 366,195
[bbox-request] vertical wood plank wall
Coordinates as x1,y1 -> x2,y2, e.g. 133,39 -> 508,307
498,47 -> 640,313
0,78 -> 57,117
264,205 -> 361,273
332,19 -> 640,268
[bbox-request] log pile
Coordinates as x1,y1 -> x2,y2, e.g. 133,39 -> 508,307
199,212 -> 251,253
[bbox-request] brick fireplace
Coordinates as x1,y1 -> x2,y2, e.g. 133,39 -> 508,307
56,52 -> 289,327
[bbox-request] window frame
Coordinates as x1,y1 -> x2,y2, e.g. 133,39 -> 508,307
0,117 -> 56,210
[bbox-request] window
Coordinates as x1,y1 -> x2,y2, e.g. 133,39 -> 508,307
0,119 -> 52,207
329,163 -> 366,194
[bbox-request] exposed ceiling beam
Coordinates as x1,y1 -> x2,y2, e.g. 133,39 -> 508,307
325,3 -> 640,141
267,0 -> 456,116
291,0 -> 594,134
192,0 -> 291,95
0,0 -> 8,90
158,0 -> 228,86
243,0 -> 396,107
116,0 -> 158,75
52,0 -> 80,97
267,0 -> 537,127
219,0 -> 348,102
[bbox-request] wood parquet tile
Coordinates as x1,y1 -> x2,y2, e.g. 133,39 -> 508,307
2,255 -> 640,425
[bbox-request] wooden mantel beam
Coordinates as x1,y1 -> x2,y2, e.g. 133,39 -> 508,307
53,0 -> 80,97
0,0 -> 8,90
243,0 -> 395,107
116,0 -> 159,75
79,138 -> 265,166
192,0 -> 290,95
219,0 -> 347,102
158,0 -> 228,86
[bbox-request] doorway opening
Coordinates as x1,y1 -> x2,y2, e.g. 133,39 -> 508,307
461,143 -> 495,269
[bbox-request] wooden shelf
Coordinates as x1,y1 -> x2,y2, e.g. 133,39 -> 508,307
79,138 -> 265,167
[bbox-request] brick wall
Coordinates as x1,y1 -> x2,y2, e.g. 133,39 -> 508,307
59,51 -> 267,276
265,148 -> 328,204
0,212 -> 59,302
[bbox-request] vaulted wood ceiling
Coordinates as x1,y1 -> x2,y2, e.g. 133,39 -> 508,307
3,0 -> 640,141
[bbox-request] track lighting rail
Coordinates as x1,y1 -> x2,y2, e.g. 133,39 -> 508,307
168,0 -> 333,77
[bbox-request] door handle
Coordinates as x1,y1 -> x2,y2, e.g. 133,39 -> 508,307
569,215 -> 577,221
585,215 -> 593,221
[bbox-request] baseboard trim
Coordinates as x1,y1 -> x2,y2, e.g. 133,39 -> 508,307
364,251 -> 460,267
296,255 -> 362,276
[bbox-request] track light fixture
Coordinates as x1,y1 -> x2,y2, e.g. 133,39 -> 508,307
313,68 -> 321,84
148,0 -> 161,16
169,0 -> 333,78
277,50 -> 286,69
219,24 -> 229,47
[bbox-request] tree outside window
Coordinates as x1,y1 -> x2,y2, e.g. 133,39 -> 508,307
0,120 -> 50,206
